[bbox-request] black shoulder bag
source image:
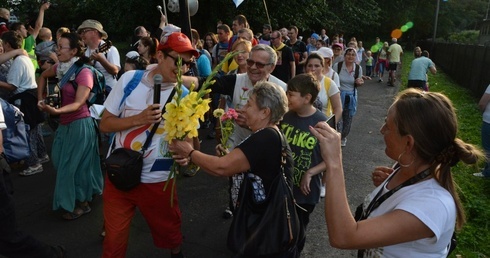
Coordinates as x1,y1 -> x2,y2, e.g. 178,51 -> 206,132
227,128 -> 303,256
105,88 -> 176,191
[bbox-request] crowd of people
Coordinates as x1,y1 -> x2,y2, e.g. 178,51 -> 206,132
0,3 -> 485,258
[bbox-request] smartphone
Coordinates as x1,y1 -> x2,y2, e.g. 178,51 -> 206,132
326,115 -> 336,130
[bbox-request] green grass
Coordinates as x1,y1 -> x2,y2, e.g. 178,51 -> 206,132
401,54 -> 490,258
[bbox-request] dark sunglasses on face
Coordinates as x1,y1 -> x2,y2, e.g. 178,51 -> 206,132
246,59 -> 272,69
165,52 -> 195,67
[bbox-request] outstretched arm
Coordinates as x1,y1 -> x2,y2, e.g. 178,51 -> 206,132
31,2 -> 50,39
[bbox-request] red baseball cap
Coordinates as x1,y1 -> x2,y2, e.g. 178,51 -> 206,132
157,32 -> 199,58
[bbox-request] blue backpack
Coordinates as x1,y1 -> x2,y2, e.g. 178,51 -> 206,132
59,62 -> 106,106
0,98 -> 30,163
73,64 -> 106,106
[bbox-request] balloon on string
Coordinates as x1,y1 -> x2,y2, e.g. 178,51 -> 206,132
406,21 -> 414,29
391,29 -> 402,39
401,25 -> 408,32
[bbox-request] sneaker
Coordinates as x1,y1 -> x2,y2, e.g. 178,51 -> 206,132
473,172 -> 489,178
223,207 -> 233,219
320,185 -> 326,198
378,78 -> 383,82
39,155 -> 50,164
341,138 -> 347,147
19,164 -> 43,176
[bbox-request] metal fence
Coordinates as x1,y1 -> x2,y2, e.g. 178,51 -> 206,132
418,41 -> 490,97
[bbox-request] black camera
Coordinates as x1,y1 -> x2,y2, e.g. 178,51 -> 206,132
45,92 -> 60,108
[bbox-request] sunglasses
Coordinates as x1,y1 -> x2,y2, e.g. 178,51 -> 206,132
246,59 -> 272,69
165,53 -> 195,68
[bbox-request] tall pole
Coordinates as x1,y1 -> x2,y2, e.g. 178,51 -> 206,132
486,0 -> 490,20
432,0 -> 440,43
431,0 -> 441,54
179,0 -> 192,40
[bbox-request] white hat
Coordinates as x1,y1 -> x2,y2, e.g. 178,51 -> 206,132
125,51 -> 140,59
313,47 -> 333,58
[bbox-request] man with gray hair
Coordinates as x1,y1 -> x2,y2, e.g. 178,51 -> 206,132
195,44 -> 286,217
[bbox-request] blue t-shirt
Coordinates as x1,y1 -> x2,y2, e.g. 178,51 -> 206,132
408,56 -> 434,81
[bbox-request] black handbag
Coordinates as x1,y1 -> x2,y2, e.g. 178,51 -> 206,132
227,129 -> 303,256
105,88 -> 176,191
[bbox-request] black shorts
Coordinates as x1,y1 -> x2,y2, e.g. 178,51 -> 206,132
407,80 -> 426,90
389,62 -> 398,71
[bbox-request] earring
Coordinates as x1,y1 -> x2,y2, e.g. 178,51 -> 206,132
397,151 -> 415,168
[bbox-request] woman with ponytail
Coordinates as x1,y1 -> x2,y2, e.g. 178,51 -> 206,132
309,88 -> 483,257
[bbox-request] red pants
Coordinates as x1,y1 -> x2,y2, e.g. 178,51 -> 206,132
102,176 -> 182,258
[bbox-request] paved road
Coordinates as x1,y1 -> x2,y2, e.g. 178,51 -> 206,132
6,73 -> 399,258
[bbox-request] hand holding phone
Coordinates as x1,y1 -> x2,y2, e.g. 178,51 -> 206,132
326,115 -> 336,130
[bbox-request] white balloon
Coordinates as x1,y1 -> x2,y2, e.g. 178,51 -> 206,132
167,0 -> 199,16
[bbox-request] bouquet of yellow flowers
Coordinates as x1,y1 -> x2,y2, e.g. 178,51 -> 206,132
162,52 -> 238,206
213,108 -> 239,153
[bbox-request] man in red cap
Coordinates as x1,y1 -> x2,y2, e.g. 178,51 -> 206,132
99,32 -> 198,258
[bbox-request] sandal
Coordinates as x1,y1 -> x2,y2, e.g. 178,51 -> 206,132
62,204 -> 91,220
62,209 -> 82,220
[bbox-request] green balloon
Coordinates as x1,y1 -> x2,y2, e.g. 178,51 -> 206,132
406,21 -> 414,29
401,25 -> 408,32
371,45 -> 379,52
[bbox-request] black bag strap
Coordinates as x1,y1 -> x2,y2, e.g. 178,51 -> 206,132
357,165 -> 431,257
141,88 -> 176,152
359,165 -> 431,221
111,87 -> 176,153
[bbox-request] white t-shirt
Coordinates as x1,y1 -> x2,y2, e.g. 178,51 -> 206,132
85,41 -> 120,87
228,73 -> 286,149
7,55 -> 37,95
482,85 -> 490,123
316,76 -> 340,116
104,68 -> 186,183
361,177 -> 456,257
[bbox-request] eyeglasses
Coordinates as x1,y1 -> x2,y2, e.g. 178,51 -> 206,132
79,29 -> 95,34
57,45 -> 71,50
165,53 -> 195,68
246,59 -> 272,69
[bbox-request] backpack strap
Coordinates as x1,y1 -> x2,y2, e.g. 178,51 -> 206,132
354,64 -> 360,79
337,61 -> 360,83
58,62 -> 80,88
323,77 -> 333,117
118,70 -> 145,108
336,61 -> 343,75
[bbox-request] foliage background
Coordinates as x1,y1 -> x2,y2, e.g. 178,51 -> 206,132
2,0 -> 489,46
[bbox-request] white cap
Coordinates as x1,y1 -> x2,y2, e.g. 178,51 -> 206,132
313,47 -> 333,58
126,51 -> 140,59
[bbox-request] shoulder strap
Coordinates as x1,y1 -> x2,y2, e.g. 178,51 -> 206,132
141,88 -> 176,152
58,63 -> 80,88
354,64 -> 360,79
118,70 -> 145,108
336,61 -> 343,75
323,78 -> 333,117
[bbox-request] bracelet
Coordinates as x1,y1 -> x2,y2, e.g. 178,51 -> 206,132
188,149 -> 196,162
